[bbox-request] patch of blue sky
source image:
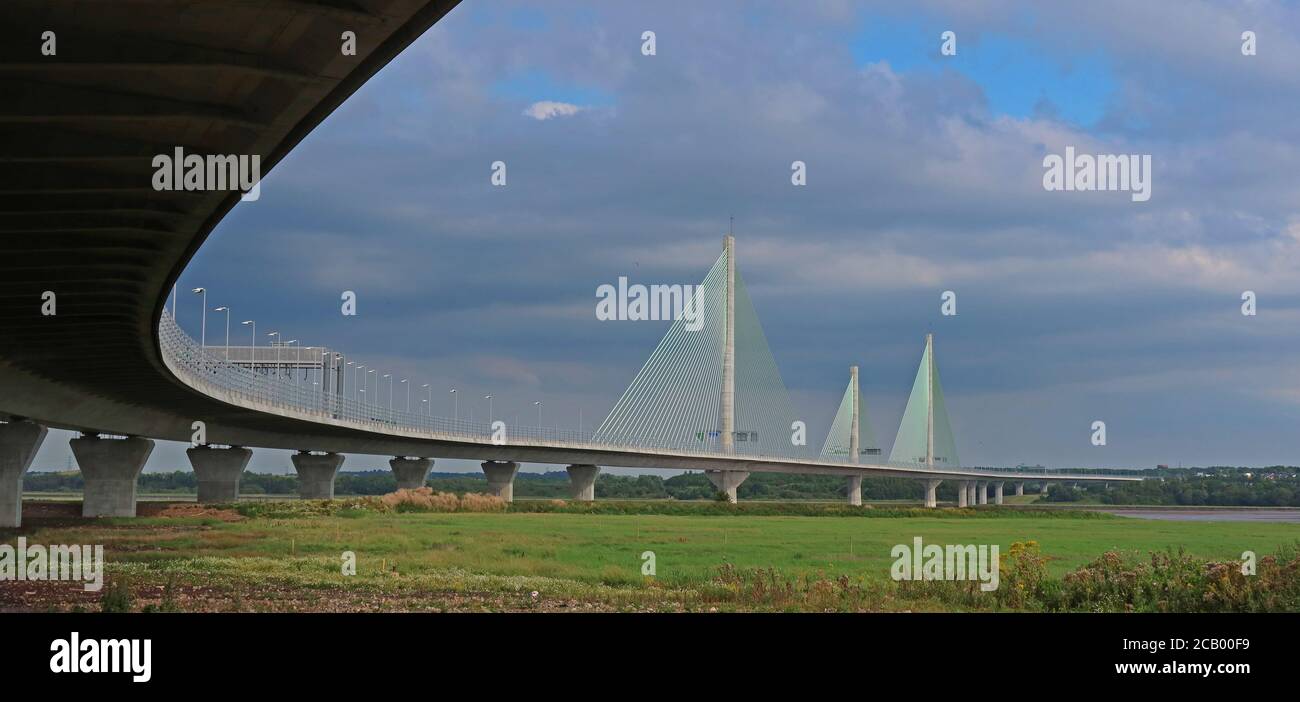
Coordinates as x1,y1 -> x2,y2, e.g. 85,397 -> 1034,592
850,17 -> 1115,127
461,4 -> 549,31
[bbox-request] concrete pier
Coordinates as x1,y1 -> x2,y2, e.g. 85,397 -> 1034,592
993,481 -> 1004,505
0,421 -> 47,527
846,475 -> 863,506
1040,482 -> 1050,495
1015,482 -> 1025,496
966,482 -> 977,506
71,435 -> 154,517
291,451 -> 344,499
706,470 -> 749,503
389,456 -> 433,490
957,481 -> 969,507
481,461 -> 519,501
566,464 -> 600,501
977,481 -> 988,505
923,479 -> 941,508
186,445 -> 252,503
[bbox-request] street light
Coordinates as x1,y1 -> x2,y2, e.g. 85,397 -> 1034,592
382,374 -> 392,411
534,401 -> 542,429
331,352 -> 341,396
344,361 -> 354,400
286,340 -> 299,389
450,388 -> 457,421
422,384 -> 430,416
267,331 -> 280,379
241,320 -> 255,366
484,394 -> 493,424
321,350 -> 330,393
355,364 -> 365,403
401,379 -> 409,413
191,287 -> 206,349
367,369 -> 376,408
214,306 -> 230,360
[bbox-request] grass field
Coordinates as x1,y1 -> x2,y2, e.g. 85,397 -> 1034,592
3,499 -> 1297,612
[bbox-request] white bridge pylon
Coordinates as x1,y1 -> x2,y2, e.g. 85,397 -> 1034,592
594,237 -> 957,468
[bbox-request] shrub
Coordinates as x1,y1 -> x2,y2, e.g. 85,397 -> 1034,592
996,541 -> 1050,610
100,579 -> 132,613
458,492 -> 507,512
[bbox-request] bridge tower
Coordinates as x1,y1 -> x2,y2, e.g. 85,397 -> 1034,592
924,333 -> 934,468
849,365 -> 860,464
719,234 -> 736,454
890,332 -> 959,507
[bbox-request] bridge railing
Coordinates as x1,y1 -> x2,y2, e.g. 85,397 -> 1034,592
157,314 -> 1144,477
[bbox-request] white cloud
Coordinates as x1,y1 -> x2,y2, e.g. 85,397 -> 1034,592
522,101 -> 584,121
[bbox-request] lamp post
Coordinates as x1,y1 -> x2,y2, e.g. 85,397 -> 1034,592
214,306 -> 230,359
422,384 -> 430,416
241,320 -> 255,366
485,395 -> 493,424
534,401 -> 542,429
355,364 -> 365,404
321,350 -> 330,394
401,379 -> 409,413
450,388 -> 457,422
286,340 -> 299,390
382,374 -> 392,411
191,287 -> 206,349
367,369 -> 376,409
267,331 -> 280,379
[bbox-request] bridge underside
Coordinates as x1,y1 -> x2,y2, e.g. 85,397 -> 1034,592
0,1 -> 461,445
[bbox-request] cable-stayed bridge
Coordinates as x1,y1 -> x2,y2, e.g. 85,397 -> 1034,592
7,234 -> 1137,525
0,0 -> 1139,527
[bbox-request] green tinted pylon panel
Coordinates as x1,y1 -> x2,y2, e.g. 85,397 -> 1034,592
819,382 -> 878,461
819,382 -> 855,460
593,243 -> 804,458
859,390 -> 878,455
929,359 -> 959,467
889,344 -> 931,465
732,268 -> 803,458
593,251 -> 727,450
888,336 -> 959,467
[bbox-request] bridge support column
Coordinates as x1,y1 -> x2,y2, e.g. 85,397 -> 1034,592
566,464 -> 600,501
705,470 -> 749,503
389,457 -> 433,490
977,481 -> 988,505
957,481 -> 969,508
993,481 -> 1004,505
1015,482 -> 1024,496
1040,482 -> 1049,495
481,461 -> 519,501
186,445 -> 252,503
292,451 -> 344,499
0,421 -> 47,527
966,482 -> 977,506
923,479 -> 940,508
846,475 -> 863,506
71,435 -> 154,517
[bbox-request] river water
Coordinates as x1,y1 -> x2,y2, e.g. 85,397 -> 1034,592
1098,508 -> 1300,523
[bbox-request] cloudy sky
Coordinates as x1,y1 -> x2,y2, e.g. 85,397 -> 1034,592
35,0 -> 1300,473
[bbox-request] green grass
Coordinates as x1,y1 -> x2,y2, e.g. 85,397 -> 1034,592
8,500 -> 1298,611
17,507 -> 1294,584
